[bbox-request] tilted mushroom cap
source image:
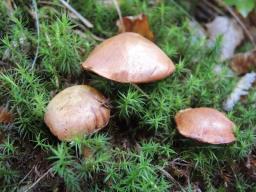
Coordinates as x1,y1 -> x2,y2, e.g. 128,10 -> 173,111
82,32 -> 175,83
44,85 -> 110,141
175,107 -> 236,144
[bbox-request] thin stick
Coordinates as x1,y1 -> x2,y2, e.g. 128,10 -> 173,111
169,0 -> 194,20
157,166 -> 183,190
59,0 -> 93,28
31,0 -> 40,70
24,168 -> 52,192
18,165 -> 35,185
202,0 -> 225,16
72,20 -> 105,41
217,0 -> 256,47
131,83 -> 150,99
112,0 -> 124,30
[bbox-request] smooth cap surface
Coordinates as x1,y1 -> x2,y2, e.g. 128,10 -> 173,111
175,107 -> 236,144
44,85 -> 110,141
82,32 -> 175,83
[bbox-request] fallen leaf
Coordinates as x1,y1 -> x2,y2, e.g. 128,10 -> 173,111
83,146 -> 92,158
206,16 -> 244,61
116,14 -> 154,41
0,106 -> 13,124
230,49 -> 256,74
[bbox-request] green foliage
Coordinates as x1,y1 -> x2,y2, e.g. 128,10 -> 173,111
104,144 -> 171,192
0,136 -> 19,190
117,86 -> 145,118
49,143 -> 82,192
0,65 -> 49,137
39,15 -> 93,76
224,0 -> 256,17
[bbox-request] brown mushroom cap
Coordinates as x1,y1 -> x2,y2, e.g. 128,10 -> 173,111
44,85 -> 110,141
82,32 -> 175,83
175,107 -> 236,144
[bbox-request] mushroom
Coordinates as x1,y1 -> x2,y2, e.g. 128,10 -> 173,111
175,107 -> 236,144
44,85 -> 110,141
82,32 -> 175,83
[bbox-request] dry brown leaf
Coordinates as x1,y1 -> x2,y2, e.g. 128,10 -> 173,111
230,49 -> 256,75
0,106 -> 13,124
116,14 -> 154,41
83,146 -> 92,158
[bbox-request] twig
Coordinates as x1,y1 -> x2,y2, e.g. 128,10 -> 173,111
169,0 -> 194,20
18,165 -> 36,185
112,0 -> 124,30
31,0 -> 40,70
59,0 -> 93,28
217,0 -> 256,47
41,0 -> 104,41
202,0 -> 225,16
0,60 -> 10,67
131,83 -> 150,99
24,167 -> 53,192
72,20 -> 105,42
157,166 -> 183,190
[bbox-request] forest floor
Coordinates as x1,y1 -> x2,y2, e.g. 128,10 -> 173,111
0,0 -> 256,191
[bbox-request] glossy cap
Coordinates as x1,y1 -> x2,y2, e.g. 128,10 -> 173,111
44,85 -> 110,141
82,32 -> 175,83
175,107 -> 236,144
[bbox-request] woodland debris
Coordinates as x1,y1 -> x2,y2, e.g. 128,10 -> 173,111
0,106 -> 13,124
83,146 -> 92,159
59,0 -> 93,28
206,16 -> 244,61
230,49 -> 256,75
175,107 -> 236,144
223,72 -> 256,111
249,10 -> 256,26
116,14 -> 154,41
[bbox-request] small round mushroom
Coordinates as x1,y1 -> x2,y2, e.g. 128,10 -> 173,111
44,85 -> 110,141
175,107 -> 236,144
82,32 -> 175,83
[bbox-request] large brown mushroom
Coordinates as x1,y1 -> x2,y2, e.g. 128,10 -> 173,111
82,32 -> 175,83
175,107 -> 236,144
44,85 -> 110,141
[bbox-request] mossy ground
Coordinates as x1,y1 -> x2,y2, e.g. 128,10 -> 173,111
0,0 -> 256,191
